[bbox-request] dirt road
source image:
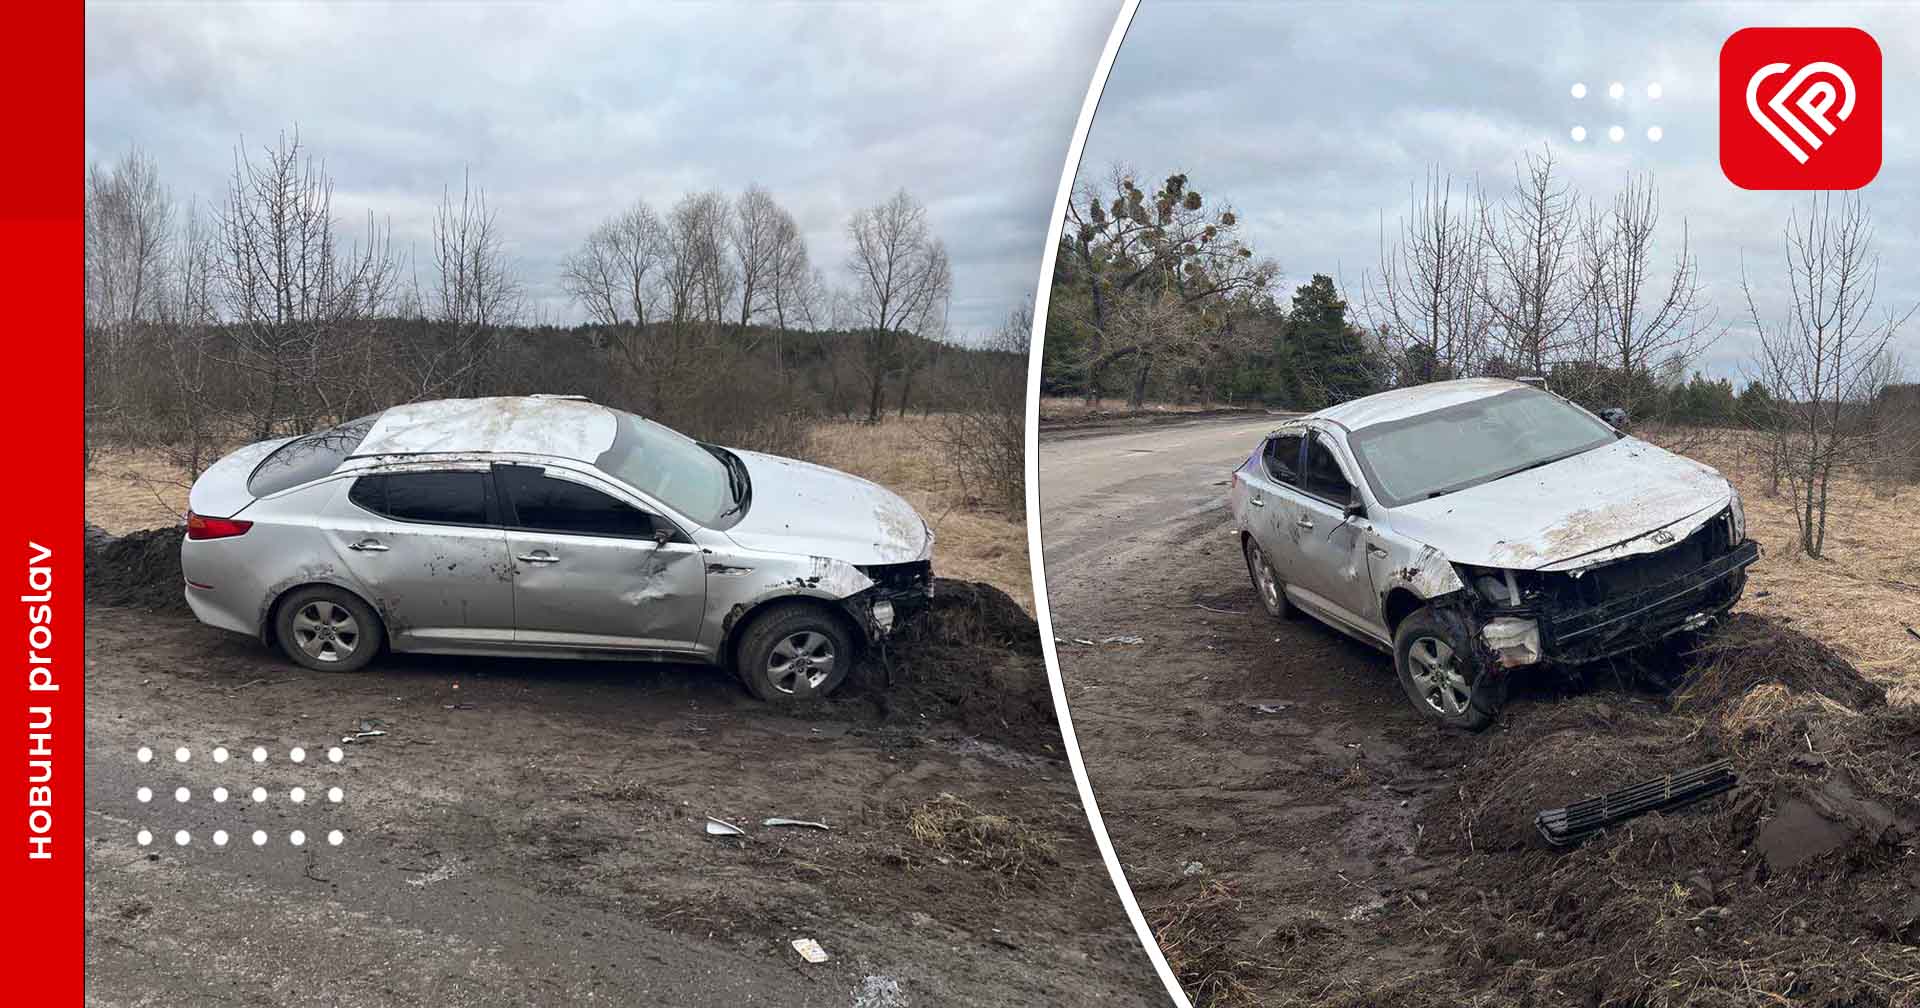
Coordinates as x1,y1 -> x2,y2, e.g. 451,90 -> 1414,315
1040,414 -> 1456,1001
1039,416 -> 1920,1006
85,572 -> 1161,1007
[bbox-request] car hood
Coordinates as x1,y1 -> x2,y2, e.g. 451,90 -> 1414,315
187,436 -> 298,517
1383,437 -> 1732,571
722,450 -> 933,566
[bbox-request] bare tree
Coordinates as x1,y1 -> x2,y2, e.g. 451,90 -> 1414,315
85,146 -> 175,329
1742,192 -> 1914,558
211,129 -> 400,437
407,168 -> 522,397
561,201 -> 664,329
1058,168 -> 1274,402
1479,147 -> 1585,376
1579,173 -> 1715,414
844,189 -> 952,422
1364,168 -> 1491,383
934,301 -> 1033,510
85,147 -> 177,445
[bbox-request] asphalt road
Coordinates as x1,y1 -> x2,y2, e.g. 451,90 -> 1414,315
1036,415 -> 1285,578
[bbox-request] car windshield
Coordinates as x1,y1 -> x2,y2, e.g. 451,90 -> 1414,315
593,411 -> 738,527
1346,387 -> 1618,507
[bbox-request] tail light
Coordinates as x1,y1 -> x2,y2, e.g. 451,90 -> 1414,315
186,511 -> 253,540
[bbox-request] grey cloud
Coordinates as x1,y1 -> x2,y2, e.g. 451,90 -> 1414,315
85,1 -> 1122,337
1082,0 -> 1919,383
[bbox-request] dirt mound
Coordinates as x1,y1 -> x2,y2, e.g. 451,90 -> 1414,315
85,524 -> 186,611
857,578 -> 1059,754
1405,615 -> 1920,1008
1678,611 -> 1888,715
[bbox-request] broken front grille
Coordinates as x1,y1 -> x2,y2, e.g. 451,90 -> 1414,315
858,560 -> 933,601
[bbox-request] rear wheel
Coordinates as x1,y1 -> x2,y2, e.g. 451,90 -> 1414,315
1392,606 -> 1497,730
1243,536 -> 1291,620
274,586 -> 382,673
735,602 -> 855,703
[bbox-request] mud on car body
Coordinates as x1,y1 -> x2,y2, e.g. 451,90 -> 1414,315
1229,378 -> 1756,730
181,395 -> 934,703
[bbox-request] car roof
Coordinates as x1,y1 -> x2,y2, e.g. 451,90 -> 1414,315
1298,377 -> 1528,432
352,396 -> 618,462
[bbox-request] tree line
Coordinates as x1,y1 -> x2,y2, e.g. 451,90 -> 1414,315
83,130 -> 1008,479
1043,154 -> 1913,558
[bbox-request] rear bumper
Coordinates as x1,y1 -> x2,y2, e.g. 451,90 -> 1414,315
1540,540 -> 1759,663
184,582 -> 255,636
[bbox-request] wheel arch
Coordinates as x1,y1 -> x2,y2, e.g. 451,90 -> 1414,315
260,577 -> 387,648
1381,586 -> 1428,638
718,591 -> 865,671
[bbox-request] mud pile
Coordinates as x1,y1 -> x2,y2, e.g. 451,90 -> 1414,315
858,578 -> 1060,754
1402,614 -> 1920,1008
84,524 -> 187,611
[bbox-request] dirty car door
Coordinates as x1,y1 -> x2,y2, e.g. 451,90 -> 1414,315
495,463 -> 709,656
1286,432 -> 1383,637
327,469 -> 516,649
1242,431 -> 1305,579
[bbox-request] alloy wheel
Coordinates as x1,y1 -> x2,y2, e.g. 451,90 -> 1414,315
767,630 -> 836,695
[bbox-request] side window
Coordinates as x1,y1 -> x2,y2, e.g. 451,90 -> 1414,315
1264,434 -> 1304,486
350,471 -> 488,525
497,465 -> 657,539
1302,435 -> 1354,505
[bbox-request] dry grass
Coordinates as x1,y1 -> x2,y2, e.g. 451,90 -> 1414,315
1038,395 -> 1238,421
904,792 -> 1057,883
1666,428 -> 1920,702
86,446 -> 192,534
805,416 -> 1030,611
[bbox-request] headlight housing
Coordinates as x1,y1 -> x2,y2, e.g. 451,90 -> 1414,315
1728,484 -> 1746,543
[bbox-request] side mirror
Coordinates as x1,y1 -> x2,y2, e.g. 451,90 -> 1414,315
652,528 -> 673,547
1344,501 -> 1367,520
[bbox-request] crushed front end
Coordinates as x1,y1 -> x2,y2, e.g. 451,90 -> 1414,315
1457,506 -> 1757,667
844,559 -> 934,642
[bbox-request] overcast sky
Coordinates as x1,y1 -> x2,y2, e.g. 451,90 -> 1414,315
1082,1 -> 1918,383
85,1 -> 1121,341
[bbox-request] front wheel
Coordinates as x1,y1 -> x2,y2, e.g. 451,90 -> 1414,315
735,602 -> 856,703
1392,606 -> 1498,731
1242,536 -> 1291,620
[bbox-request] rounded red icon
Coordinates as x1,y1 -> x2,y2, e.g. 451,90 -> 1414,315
1720,27 -> 1881,190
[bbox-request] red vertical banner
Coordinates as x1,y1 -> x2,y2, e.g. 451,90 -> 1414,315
4,2 -> 84,1002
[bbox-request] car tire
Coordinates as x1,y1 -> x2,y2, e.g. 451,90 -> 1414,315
1243,536 -> 1291,620
1392,605 -> 1498,731
273,585 -> 383,673
735,601 -> 855,703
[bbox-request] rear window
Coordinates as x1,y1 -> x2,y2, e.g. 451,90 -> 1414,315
348,471 -> 488,525
247,414 -> 381,496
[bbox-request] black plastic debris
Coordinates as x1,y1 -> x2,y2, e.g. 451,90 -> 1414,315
1535,759 -> 1737,847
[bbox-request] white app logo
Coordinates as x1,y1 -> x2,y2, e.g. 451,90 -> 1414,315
1745,61 -> 1856,164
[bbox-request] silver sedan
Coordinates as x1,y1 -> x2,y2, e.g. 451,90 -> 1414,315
1230,379 -> 1753,729
182,395 -> 933,702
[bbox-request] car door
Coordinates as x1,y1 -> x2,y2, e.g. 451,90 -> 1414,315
1240,430 -> 1306,585
1287,431 -> 1386,641
326,468 -> 517,650
494,462 -> 709,656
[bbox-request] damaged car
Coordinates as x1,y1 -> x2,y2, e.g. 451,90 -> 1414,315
1230,378 -> 1756,730
181,395 -> 933,702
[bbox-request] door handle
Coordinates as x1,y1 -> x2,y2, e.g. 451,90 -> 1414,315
1296,516 -> 1315,530
1366,544 -> 1389,558
1249,495 -> 1265,508
516,551 -> 560,564
347,539 -> 389,552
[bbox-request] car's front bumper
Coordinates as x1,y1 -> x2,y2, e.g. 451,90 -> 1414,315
1539,539 -> 1759,663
